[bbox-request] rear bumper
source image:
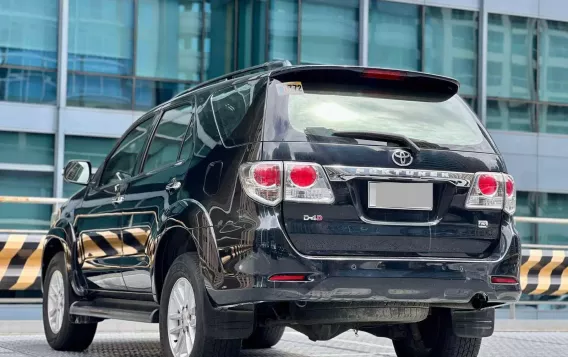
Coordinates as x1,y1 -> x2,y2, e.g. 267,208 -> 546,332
207,214 -> 522,307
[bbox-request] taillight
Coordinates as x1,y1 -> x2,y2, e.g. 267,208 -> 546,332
239,162 -> 283,206
477,174 -> 498,196
465,172 -> 516,215
465,172 -> 504,211
289,165 -> 317,188
284,162 -> 335,204
504,174 -> 516,215
239,161 -> 335,205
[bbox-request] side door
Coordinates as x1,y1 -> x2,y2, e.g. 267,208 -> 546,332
120,98 -> 196,293
74,115 -> 157,291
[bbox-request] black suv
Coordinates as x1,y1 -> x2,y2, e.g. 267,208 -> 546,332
41,61 -> 521,357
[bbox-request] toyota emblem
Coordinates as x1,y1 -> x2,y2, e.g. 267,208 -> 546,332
392,149 -> 413,167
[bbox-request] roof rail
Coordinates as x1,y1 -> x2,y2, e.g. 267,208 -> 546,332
174,60 -> 292,98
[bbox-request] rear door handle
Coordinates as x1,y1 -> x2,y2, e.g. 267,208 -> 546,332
165,179 -> 181,194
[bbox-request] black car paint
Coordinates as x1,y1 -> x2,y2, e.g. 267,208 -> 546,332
41,66 -> 521,311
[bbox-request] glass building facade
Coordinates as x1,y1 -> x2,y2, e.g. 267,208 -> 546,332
1,0 -> 568,246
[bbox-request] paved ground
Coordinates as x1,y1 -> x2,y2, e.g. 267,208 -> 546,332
0,326 -> 567,357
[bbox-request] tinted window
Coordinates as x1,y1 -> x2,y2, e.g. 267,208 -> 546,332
211,78 -> 267,146
143,101 -> 195,172
100,117 -> 155,186
264,79 -> 493,153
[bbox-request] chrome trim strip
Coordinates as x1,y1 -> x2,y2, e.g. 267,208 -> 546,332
324,165 -> 474,187
359,215 -> 441,227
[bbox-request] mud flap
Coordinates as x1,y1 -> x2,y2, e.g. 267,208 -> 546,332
203,294 -> 255,339
451,308 -> 495,338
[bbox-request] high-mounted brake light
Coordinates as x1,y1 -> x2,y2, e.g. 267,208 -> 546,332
362,69 -> 406,81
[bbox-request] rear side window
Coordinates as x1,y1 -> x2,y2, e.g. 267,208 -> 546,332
210,78 -> 267,147
263,73 -> 494,153
143,100 -> 194,172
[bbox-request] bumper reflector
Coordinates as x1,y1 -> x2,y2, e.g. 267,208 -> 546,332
268,274 -> 309,282
491,276 -> 518,284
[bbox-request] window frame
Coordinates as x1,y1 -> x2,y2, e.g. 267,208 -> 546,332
94,111 -> 160,189
139,95 -> 197,175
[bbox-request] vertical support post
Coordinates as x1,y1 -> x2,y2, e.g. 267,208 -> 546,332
297,0 -> 302,64
509,303 -> 516,319
359,0 -> 369,67
477,0 -> 488,124
54,0 -> 69,203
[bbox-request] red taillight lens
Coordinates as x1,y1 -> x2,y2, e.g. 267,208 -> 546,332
362,69 -> 405,80
506,176 -> 514,197
268,274 -> 308,282
290,165 -> 317,188
253,164 -> 280,187
491,276 -> 518,284
478,174 -> 498,196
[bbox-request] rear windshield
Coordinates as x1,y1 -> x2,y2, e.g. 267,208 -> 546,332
263,79 -> 494,153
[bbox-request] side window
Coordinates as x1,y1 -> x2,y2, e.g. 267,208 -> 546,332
210,78 -> 267,147
143,100 -> 195,173
99,117 -> 155,187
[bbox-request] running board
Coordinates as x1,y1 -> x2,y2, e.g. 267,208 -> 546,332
70,298 -> 159,323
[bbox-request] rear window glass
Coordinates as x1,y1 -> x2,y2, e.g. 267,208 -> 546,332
263,79 -> 494,152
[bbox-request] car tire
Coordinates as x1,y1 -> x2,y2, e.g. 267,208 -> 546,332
159,252 -> 241,357
242,326 -> 285,349
42,252 -> 97,351
392,312 -> 481,357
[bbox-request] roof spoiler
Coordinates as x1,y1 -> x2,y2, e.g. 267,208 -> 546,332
269,66 -> 460,101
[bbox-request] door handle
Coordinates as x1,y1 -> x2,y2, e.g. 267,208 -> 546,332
165,179 -> 182,194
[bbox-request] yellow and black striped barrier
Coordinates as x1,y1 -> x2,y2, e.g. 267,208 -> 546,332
0,233 -> 567,296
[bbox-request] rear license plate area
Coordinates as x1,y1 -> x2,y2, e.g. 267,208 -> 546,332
368,182 -> 433,211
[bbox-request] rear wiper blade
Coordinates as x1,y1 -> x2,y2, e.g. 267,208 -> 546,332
331,131 -> 421,154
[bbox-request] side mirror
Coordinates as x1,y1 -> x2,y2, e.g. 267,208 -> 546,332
63,160 -> 92,185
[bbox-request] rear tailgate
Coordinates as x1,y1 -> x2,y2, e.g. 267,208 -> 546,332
262,66 -> 508,259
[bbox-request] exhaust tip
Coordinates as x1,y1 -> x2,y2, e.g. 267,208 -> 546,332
471,293 -> 488,310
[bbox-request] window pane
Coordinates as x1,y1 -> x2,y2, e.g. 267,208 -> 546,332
425,7 -> 478,96
368,1 -> 421,70
204,0 -> 235,79
100,117 -> 155,186
539,104 -> 568,135
487,14 -> 536,99
269,0 -> 297,63
237,0 -> 267,69
486,100 -> 535,132
0,1 -> 58,69
301,0 -> 358,65
64,135 -> 116,168
135,80 -> 192,111
143,102 -> 194,172
0,68 -> 57,104
538,193 -> 568,245
67,73 -> 133,110
539,20 -> 568,103
0,131 -> 54,165
0,171 -> 53,230
68,0 -> 134,75
516,191 -> 536,244
136,0 -> 202,81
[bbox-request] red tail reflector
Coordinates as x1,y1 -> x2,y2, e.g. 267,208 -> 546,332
290,165 -> 317,188
362,69 -> 405,80
491,276 -> 518,284
253,163 -> 281,187
268,274 -> 308,282
505,176 -> 514,197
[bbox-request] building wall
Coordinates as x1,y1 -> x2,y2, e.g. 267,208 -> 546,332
1,0 -> 568,245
